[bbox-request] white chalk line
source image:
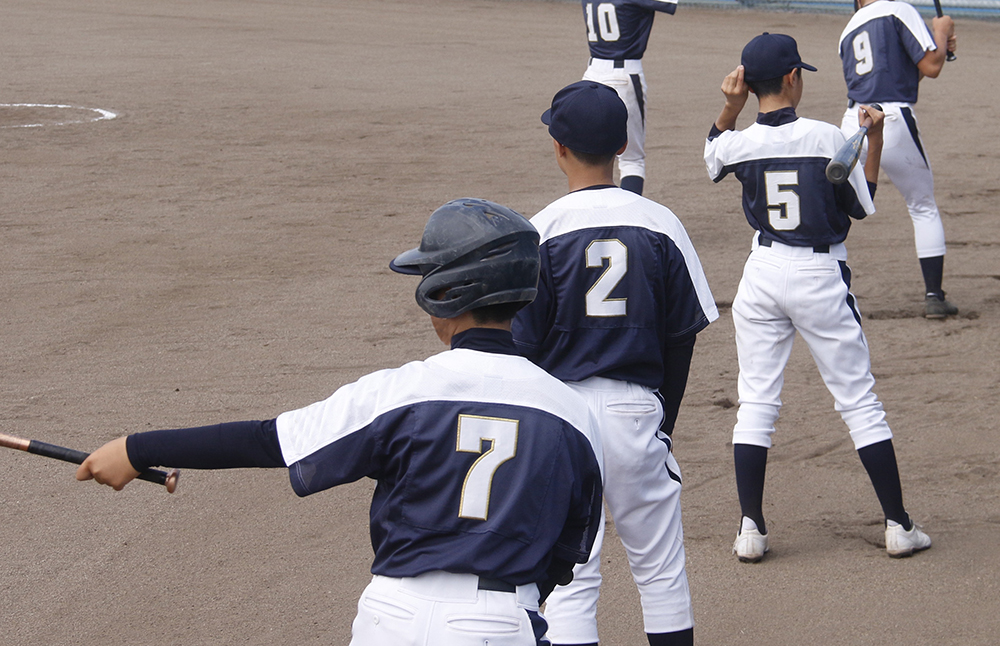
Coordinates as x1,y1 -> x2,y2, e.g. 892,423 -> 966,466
0,103 -> 118,128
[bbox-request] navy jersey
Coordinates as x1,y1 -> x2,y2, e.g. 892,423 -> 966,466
511,187 -> 717,390
275,330 -> 604,586
704,109 -> 875,247
839,0 -> 937,104
583,0 -> 677,60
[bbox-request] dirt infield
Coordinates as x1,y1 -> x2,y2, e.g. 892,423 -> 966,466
2,1 -> 998,644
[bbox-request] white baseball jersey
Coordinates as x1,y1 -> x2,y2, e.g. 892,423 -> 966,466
839,0 -> 936,105
276,330 -> 603,587
276,329 -> 605,646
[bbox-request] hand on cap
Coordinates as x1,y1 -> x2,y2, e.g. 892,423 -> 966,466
722,65 -> 750,110
714,66 -> 749,132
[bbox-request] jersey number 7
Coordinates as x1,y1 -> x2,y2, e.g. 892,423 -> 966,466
456,415 -> 518,520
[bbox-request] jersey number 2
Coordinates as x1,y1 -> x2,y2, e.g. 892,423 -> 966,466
456,415 -> 518,520
765,171 -> 801,231
585,3 -> 620,42
586,239 -> 628,317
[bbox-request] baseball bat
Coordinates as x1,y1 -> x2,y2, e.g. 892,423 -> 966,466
0,432 -> 179,493
825,104 -> 881,184
932,0 -> 956,62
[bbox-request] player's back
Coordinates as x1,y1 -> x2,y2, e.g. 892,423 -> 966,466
839,0 -> 934,104
512,187 -> 716,388
583,0 -> 676,60
705,111 -> 873,247
276,339 -> 603,585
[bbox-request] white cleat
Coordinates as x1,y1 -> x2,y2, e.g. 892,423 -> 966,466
885,519 -> 932,558
733,516 -> 769,563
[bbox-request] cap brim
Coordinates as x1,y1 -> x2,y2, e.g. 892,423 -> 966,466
540,108 -> 552,125
389,248 -> 424,275
799,62 -> 818,72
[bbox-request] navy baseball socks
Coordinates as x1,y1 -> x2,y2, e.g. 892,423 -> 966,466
620,175 -> 644,195
920,255 -> 958,318
733,441 -> 930,558
733,444 -> 769,562
858,439 -> 932,557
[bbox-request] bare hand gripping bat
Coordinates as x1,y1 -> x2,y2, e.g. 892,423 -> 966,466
0,432 -> 179,492
826,104 -> 881,185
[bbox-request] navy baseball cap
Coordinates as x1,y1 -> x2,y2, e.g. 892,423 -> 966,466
741,32 -> 817,83
541,81 -> 627,156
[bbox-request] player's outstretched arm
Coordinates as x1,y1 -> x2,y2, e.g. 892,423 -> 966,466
76,437 -> 141,491
919,15 -> 956,78
715,65 -> 749,131
860,104 -> 885,186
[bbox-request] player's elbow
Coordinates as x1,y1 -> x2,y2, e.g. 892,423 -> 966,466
918,54 -> 944,78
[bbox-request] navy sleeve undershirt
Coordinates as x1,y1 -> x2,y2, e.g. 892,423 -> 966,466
126,419 -> 285,472
659,335 -> 695,436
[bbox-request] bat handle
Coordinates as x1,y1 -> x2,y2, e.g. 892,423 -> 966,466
28,439 -> 179,493
137,468 -> 180,493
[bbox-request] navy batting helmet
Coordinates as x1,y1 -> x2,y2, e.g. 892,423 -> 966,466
390,198 -> 540,318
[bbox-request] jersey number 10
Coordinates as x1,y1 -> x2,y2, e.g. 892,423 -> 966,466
585,3 -> 621,42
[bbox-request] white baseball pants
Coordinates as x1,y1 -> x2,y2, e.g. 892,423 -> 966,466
583,58 -> 647,180
350,571 -> 543,646
840,103 -> 946,258
543,377 -> 693,644
731,238 -> 894,451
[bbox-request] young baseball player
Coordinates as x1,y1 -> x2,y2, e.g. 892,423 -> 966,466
839,0 -> 958,318
76,198 -> 605,646
578,0 -> 679,196
704,33 -> 931,563
513,80 -> 718,646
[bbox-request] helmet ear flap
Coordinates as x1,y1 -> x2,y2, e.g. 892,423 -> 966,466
393,199 -> 540,319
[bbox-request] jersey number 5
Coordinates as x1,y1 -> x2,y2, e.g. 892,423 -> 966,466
456,415 -> 518,520
585,3 -> 620,42
764,171 -> 801,231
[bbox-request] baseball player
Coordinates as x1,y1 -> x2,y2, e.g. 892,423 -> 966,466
704,33 -> 931,563
839,0 -> 958,318
513,81 -> 718,646
578,0 -> 679,196
76,199 -> 605,646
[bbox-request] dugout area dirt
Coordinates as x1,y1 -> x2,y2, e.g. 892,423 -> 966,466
1,1 -> 998,644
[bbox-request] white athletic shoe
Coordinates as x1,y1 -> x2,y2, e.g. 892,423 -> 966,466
733,517 -> 769,563
885,519 -> 932,558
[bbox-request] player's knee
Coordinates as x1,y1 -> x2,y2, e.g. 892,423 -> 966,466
732,403 -> 778,447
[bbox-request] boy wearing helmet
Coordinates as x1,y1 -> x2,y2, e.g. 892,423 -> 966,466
77,199 -> 604,646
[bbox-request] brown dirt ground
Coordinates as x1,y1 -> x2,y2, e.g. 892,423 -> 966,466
2,1 -> 998,644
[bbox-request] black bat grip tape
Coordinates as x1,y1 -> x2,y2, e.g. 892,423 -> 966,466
28,439 -> 171,486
